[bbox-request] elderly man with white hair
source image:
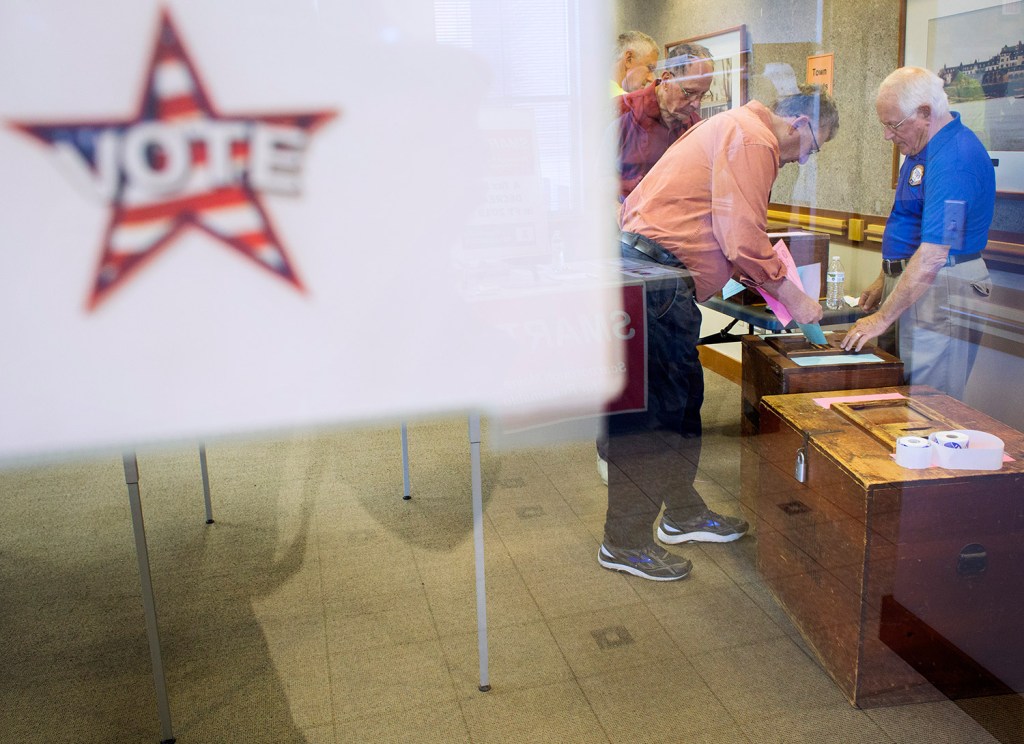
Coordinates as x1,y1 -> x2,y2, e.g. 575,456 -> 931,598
841,66 -> 995,399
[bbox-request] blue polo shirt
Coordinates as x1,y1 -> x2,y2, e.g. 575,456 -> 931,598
881,112 -> 995,260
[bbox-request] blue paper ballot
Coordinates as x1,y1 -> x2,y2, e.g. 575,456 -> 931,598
798,322 -> 828,345
792,354 -> 883,367
722,278 -> 745,300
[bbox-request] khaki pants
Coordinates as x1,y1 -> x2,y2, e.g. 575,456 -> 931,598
881,258 -> 991,400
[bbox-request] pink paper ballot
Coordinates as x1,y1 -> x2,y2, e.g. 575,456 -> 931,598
755,239 -> 806,327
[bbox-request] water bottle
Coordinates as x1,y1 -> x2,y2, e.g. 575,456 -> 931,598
551,230 -> 566,269
825,255 -> 845,310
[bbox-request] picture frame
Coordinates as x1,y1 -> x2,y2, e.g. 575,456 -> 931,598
664,25 -> 748,120
900,0 -> 1024,194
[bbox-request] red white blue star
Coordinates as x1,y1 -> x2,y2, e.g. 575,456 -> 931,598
11,10 -> 337,310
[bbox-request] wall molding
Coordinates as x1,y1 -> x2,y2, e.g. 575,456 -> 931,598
768,202 -> 1024,271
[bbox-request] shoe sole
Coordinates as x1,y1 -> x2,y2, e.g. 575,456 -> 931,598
657,526 -> 746,544
597,554 -> 691,581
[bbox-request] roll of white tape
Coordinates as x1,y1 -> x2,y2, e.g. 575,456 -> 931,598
933,430 -> 970,449
899,436 -> 930,447
895,435 -> 933,469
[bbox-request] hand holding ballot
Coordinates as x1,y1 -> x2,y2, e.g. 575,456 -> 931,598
756,239 -> 823,326
761,275 -> 823,324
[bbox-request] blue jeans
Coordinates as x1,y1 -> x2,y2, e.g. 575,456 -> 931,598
601,237 -> 708,548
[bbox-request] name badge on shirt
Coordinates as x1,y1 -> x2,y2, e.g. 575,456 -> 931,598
908,164 -> 924,186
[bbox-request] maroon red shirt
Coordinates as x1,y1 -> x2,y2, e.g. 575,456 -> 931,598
616,82 -> 700,200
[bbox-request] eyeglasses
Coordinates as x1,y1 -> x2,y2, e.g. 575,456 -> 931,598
807,124 -> 820,155
883,112 -> 915,132
680,87 -> 711,102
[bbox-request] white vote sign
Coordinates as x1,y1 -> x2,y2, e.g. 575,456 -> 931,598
0,0 -> 620,463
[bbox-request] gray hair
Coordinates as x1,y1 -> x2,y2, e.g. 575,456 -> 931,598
662,43 -> 714,77
615,30 -> 658,60
877,66 -> 950,118
772,83 -> 840,142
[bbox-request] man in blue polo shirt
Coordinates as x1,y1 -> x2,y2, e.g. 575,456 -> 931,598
841,67 -> 995,399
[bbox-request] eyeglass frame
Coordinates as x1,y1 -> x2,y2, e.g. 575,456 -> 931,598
679,86 -> 711,102
658,74 -> 711,103
883,111 -> 916,132
807,123 -> 821,155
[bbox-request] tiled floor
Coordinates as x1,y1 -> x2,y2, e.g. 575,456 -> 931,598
0,370 -> 1015,742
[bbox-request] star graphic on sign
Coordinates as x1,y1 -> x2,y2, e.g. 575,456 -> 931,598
10,9 -> 337,310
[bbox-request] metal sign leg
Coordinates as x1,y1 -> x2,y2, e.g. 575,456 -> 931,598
198,444 -> 214,523
468,415 -> 490,692
401,423 -> 411,500
123,452 -> 176,744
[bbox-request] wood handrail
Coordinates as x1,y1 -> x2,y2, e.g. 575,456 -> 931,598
768,203 -> 1023,269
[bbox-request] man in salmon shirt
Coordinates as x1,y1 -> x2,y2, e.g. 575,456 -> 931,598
598,85 -> 840,580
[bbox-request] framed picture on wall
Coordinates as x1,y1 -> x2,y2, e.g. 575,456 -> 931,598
665,25 -> 748,120
901,0 -> 1024,194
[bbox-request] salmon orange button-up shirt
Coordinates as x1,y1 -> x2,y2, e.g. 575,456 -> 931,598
619,100 -> 788,302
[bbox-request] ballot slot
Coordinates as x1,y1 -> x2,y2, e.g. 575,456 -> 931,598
830,397 -> 962,450
739,334 -> 904,436
765,333 -> 861,358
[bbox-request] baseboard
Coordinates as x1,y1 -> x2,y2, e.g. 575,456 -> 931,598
699,344 -> 741,384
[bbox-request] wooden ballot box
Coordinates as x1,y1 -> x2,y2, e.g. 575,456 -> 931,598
730,229 -> 830,305
745,386 -> 1024,708
741,333 -> 904,435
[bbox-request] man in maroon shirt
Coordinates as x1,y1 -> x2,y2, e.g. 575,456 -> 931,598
616,44 -> 714,200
